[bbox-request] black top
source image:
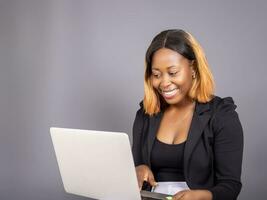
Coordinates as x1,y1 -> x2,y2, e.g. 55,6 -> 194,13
151,137 -> 186,182
132,96 -> 244,200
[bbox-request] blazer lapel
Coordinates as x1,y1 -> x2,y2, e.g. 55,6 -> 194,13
145,111 -> 163,168
183,101 -> 211,179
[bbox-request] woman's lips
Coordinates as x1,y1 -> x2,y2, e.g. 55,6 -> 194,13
161,88 -> 179,99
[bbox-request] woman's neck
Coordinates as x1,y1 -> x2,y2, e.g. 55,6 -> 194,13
167,98 -> 196,113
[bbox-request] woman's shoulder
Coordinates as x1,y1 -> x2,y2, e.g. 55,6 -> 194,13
208,96 -> 243,139
139,100 -> 144,108
134,100 -> 146,117
137,100 -> 153,119
206,96 -> 241,131
207,95 -> 237,114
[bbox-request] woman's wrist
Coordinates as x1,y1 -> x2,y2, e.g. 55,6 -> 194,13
197,189 -> 213,200
173,189 -> 213,200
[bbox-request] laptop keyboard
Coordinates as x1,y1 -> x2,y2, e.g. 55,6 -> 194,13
142,197 -> 162,200
140,190 -> 172,200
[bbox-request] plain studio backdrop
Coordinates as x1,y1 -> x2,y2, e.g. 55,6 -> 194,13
0,0 -> 266,199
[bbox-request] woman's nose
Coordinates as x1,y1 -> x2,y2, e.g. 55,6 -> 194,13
160,74 -> 171,89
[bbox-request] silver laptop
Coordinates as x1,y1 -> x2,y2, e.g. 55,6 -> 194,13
50,127 -> 172,200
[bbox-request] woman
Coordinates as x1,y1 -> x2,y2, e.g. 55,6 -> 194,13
132,29 -> 243,200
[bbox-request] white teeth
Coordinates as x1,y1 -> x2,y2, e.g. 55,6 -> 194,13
162,89 -> 178,97
162,88 -> 176,92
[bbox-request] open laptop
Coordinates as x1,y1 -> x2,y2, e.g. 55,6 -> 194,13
50,127 -> 173,200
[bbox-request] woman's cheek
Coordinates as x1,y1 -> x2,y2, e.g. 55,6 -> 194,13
151,79 -> 159,89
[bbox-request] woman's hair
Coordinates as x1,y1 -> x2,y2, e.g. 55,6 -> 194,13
143,29 -> 215,116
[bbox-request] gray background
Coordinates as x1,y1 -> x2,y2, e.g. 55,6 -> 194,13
0,0 -> 266,199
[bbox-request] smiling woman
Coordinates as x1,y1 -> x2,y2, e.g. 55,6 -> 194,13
151,48 -> 195,105
143,29 -> 214,115
132,29 -> 244,200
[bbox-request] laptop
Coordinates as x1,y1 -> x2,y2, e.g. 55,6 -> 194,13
50,127 -> 173,200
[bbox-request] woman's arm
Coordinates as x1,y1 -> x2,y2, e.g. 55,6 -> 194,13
132,107 -> 145,166
173,97 -> 243,200
209,97 -> 244,200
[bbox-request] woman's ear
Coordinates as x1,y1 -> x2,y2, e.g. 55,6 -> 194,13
190,61 -> 196,79
189,60 -> 195,66
192,70 -> 196,79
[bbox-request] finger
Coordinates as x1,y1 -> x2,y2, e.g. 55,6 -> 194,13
138,179 -> 143,191
173,191 -> 187,200
143,174 -> 148,182
138,174 -> 149,191
148,174 -> 157,187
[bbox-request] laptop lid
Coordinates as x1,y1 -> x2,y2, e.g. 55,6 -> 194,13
50,127 -> 142,200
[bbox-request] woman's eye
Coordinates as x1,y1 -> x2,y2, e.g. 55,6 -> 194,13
169,72 -> 178,76
152,73 -> 160,78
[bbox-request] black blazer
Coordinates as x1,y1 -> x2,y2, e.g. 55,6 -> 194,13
132,96 -> 243,200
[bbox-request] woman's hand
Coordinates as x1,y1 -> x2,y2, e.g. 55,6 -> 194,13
172,189 -> 212,200
135,164 -> 157,190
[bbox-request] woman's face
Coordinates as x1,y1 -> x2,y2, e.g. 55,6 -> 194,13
151,48 -> 195,106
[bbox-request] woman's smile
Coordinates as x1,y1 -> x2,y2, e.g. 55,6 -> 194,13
161,88 -> 179,99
